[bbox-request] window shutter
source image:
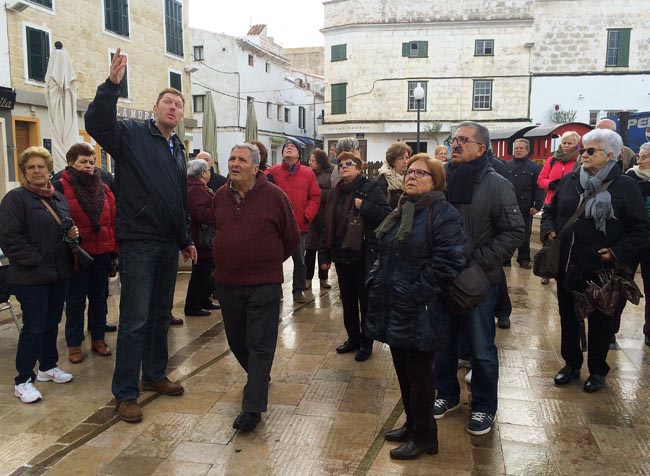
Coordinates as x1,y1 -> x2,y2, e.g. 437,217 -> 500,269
120,0 -> 130,36
331,83 -> 347,115
419,41 -> 428,57
27,27 -> 49,81
402,42 -> 409,57
617,29 -> 631,66
331,44 -> 346,62
165,0 -> 184,56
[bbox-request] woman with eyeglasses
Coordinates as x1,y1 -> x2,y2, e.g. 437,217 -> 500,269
376,142 -> 411,209
626,142 -> 650,347
365,154 -> 467,460
541,129 -> 650,393
322,151 -> 390,362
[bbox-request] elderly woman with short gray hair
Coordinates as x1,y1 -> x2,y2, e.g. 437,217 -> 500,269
183,159 -> 217,316
541,129 -> 650,393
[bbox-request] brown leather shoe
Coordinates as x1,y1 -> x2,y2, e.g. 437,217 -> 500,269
91,340 -> 112,356
141,377 -> 185,396
116,400 -> 143,423
68,346 -> 83,364
169,314 -> 184,325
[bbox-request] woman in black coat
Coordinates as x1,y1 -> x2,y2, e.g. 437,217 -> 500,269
541,129 -> 650,393
322,151 -> 390,362
366,154 -> 467,460
0,147 -> 78,403
626,141 -> 650,347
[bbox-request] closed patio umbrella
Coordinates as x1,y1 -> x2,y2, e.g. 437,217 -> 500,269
202,91 -> 218,173
245,98 -> 258,143
45,43 -> 79,172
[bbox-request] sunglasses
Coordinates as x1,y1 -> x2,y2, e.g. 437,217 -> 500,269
404,169 -> 433,178
579,147 -> 605,156
337,160 -> 357,169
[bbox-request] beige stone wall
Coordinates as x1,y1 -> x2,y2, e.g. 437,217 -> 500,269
6,0 -> 192,114
284,47 -> 325,76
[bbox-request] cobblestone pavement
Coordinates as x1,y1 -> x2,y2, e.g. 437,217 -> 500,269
0,263 -> 649,476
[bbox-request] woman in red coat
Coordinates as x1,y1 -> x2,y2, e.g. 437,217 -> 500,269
537,131 -> 581,205
53,143 -> 117,363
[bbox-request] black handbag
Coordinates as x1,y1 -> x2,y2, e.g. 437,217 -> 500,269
341,209 -> 363,252
198,223 -> 215,249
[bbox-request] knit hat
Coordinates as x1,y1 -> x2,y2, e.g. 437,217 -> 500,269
282,139 -> 302,155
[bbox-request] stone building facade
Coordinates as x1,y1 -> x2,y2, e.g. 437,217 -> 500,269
1,0 -> 192,192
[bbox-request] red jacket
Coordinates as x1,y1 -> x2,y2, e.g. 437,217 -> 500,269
59,170 -> 117,256
187,176 -> 214,260
537,156 -> 577,205
267,161 -> 321,232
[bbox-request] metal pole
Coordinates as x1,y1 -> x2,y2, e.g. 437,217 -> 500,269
416,99 -> 421,153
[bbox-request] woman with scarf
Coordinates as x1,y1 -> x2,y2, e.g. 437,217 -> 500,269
376,142 -> 411,209
0,146 -> 78,403
541,129 -> 650,393
626,142 -> 650,347
366,154 -> 467,460
537,130 -> 581,285
322,151 -> 390,362
53,143 -> 116,364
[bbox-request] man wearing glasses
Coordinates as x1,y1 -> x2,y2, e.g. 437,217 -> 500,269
434,122 -> 524,436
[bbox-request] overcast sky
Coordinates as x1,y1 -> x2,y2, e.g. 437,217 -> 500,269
188,0 -> 325,48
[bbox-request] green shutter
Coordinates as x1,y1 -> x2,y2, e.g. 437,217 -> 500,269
170,72 -> 181,91
26,27 -> 49,81
32,0 -> 52,7
331,44 -> 346,62
402,42 -> 409,57
331,83 -> 347,115
120,0 -> 130,36
165,0 -> 184,56
110,52 -> 128,98
105,0 -> 129,36
418,41 -> 428,57
617,29 -> 631,66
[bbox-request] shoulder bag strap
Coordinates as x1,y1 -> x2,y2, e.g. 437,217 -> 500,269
40,198 -> 62,226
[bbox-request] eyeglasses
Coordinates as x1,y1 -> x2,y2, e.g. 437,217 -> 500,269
337,160 -> 357,169
445,136 -> 483,147
579,147 -> 605,156
405,169 -> 433,178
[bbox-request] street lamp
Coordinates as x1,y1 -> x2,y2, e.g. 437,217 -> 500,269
413,82 -> 425,153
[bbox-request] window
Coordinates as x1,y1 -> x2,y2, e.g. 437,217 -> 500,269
109,51 -> 129,98
284,107 -> 291,123
606,29 -> 631,67
265,62 -> 270,73
193,95 -> 205,113
407,81 -> 427,111
266,102 -> 273,118
331,44 -> 347,62
28,0 -> 52,7
164,0 -> 183,57
277,105 -> 283,121
331,83 -> 347,115
104,0 -> 129,37
589,110 -> 600,126
473,80 -> 493,110
298,106 -> 306,129
401,41 -> 428,58
193,45 -> 204,61
474,39 -> 494,56
169,71 -> 181,91
248,54 -> 254,67
26,26 -> 50,81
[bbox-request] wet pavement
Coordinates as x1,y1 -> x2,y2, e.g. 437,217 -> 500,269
1,262 -> 649,476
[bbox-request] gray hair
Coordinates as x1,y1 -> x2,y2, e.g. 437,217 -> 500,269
581,128 -> 623,158
457,121 -> 490,146
187,159 -> 209,177
335,137 -> 359,155
230,143 -> 260,166
640,142 -> 650,153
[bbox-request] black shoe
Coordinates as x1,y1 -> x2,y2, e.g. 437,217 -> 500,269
609,335 -> 620,350
184,308 -> 211,317
519,261 -> 532,269
355,347 -> 372,362
583,374 -> 606,393
233,410 -> 261,431
202,301 -> 221,310
105,322 -> 117,332
384,424 -> 410,442
497,315 -> 511,329
541,278 -> 550,285
554,365 -> 580,385
389,439 -> 438,460
169,314 -> 184,326
336,341 -> 359,354
645,335 -> 650,347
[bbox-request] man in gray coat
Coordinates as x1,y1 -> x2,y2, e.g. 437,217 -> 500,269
434,121 -> 524,436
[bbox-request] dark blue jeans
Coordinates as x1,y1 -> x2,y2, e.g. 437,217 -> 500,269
111,240 -> 179,402
65,252 -> 111,346
13,280 -> 69,385
436,285 -> 499,415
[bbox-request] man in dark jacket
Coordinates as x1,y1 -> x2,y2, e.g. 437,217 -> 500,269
85,48 -> 197,424
196,151 -> 226,192
506,139 -> 544,270
213,143 -> 300,431
434,122 -> 524,436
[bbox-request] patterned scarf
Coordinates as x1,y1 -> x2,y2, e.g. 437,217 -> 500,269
66,167 -> 106,232
378,162 -> 404,191
579,160 -> 618,235
25,182 -> 55,197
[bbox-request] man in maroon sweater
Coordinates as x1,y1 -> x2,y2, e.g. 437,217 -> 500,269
212,143 -> 300,432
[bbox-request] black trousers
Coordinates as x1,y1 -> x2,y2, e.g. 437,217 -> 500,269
216,283 -> 281,412
633,248 -> 650,337
557,284 -> 620,376
516,211 -> 533,263
305,249 -> 328,281
494,268 -> 512,319
184,258 -> 212,312
335,261 -> 372,349
390,347 -> 437,446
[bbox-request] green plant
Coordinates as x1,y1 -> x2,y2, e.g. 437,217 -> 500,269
424,121 -> 442,144
551,109 -> 577,124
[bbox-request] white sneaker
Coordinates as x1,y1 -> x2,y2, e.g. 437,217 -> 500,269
15,378 -> 42,403
464,369 -> 473,384
458,358 -> 471,369
37,367 -> 73,384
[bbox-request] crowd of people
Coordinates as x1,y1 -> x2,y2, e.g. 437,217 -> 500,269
1,49 -> 650,461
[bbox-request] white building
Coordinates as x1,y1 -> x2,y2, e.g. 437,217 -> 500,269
189,25 -> 325,174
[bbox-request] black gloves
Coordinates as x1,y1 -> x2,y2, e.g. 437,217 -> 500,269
548,179 -> 561,191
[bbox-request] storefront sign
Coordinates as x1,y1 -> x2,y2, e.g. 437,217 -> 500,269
117,107 -> 154,121
0,88 -> 16,110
